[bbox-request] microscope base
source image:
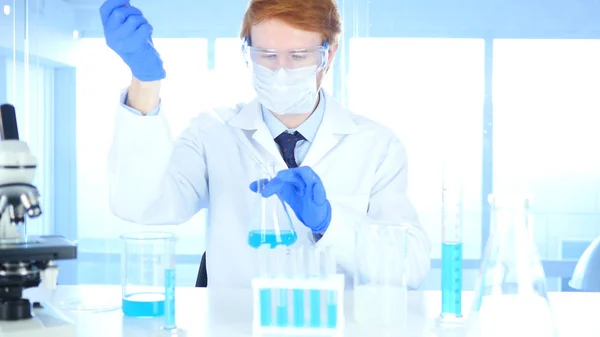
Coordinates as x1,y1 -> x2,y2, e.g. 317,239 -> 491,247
0,303 -> 76,337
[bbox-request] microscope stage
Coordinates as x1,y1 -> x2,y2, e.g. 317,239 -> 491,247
0,235 -> 77,263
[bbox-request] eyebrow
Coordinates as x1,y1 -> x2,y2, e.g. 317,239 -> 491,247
252,47 -> 314,52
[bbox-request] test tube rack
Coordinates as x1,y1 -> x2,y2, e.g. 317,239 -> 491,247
252,274 -> 345,337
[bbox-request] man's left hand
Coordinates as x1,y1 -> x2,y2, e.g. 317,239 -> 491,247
250,166 -> 331,234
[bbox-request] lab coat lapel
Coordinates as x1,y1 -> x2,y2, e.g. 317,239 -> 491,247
301,96 -> 358,167
226,99 -> 286,168
252,123 -> 286,167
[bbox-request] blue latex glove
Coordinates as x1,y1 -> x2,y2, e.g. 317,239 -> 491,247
250,166 -> 332,234
100,0 -> 166,82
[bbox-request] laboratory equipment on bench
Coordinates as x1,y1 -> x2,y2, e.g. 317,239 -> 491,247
252,245 -> 345,337
120,231 -> 185,335
354,221 -> 408,330
569,236 -> 600,292
249,163 -> 344,336
467,195 -> 557,337
437,181 -> 465,327
0,104 -> 78,337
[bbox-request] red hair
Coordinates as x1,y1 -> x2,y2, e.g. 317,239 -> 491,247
240,0 -> 342,44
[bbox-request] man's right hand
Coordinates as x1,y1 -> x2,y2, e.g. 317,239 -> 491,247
100,0 -> 166,82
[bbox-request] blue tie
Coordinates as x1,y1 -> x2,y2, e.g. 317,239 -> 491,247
274,131 -> 305,168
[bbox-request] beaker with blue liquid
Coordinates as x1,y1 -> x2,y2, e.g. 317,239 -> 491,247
120,232 -> 176,320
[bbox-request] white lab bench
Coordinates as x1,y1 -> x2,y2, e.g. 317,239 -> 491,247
23,285 -> 598,337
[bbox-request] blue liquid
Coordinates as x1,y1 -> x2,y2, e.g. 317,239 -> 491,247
292,289 -> 305,327
441,242 -> 462,316
122,292 -> 165,317
327,304 -> 337,328
309,290 -> 321,327
326,291 -> 337,328
247,229 -> 298,249
164,268 -> 176,328
259,289 -> 272,326
276,289 -> 289,326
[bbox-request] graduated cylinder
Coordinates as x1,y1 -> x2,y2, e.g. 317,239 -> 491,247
440,183 -> 464,324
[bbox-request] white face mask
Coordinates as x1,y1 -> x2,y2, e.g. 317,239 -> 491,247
252,64 -> 319,115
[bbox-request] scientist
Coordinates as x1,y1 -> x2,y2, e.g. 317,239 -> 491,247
100,0 -> 431,288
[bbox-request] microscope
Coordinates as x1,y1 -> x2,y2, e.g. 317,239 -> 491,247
0,104 -> 78,337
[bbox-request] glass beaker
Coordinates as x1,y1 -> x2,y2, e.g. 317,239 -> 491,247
247,162 -> 298,250
467,195 -> 557,337
120,231 -> 176,318
353,221 -> 408,328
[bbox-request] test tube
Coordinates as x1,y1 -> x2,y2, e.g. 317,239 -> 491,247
258,246 -> 273,327
322,246 -> 338,328
275,246 -> 290,327
292,246 -> 306,327
439,182 -> 464,326
307,246 -> 322,328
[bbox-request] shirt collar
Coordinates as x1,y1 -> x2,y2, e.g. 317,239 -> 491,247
261,90 -> 326,142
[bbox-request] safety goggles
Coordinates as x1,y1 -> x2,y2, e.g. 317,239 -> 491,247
242,38 -> 329,71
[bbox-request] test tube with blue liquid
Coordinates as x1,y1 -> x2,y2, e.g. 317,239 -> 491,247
322,246 -> 338,329
438,177 -> 465,327
291,246 -> 307,328
272,244 -> 292,327
307,248 -> 321,328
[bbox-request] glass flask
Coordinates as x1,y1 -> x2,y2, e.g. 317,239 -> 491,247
247,162 -> 298,250
467,195 -> 557,337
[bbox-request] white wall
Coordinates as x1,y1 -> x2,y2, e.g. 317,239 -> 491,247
348,38 -> 485,259
0,0 -> 79,65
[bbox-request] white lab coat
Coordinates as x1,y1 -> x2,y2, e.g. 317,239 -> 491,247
107,91 -> 431,289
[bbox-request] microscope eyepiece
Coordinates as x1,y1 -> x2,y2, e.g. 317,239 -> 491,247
0,104 -> 19,141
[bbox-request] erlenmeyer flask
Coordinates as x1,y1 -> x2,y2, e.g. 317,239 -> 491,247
247,162 -> 298,249
467,195 -> 557,337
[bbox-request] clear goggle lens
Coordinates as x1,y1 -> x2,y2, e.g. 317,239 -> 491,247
242,39 -> 329,72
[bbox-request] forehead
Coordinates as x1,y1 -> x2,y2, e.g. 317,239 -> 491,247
250,18 -> 322,50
